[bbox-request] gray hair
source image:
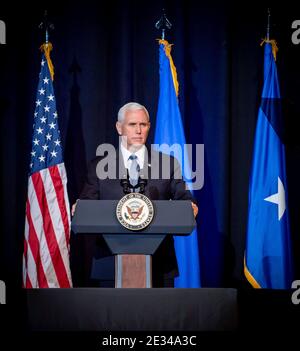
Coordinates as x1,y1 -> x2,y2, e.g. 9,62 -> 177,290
117,102 -> 150,122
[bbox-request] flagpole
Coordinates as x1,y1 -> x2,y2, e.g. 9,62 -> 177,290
39,10 -> 54,44
267,8 -> 271,40
155,8 -> 172,40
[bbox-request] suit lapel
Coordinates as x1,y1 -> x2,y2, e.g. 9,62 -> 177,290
116,147 -> 127,179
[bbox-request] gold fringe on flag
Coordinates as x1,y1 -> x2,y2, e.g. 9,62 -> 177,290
260,38 -> 279,61
244,255 -> 261,288
40,42 -> 54,81
158,39 -> 179,97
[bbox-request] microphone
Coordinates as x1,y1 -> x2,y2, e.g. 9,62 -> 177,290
138,169 -> 148,194
120,169 -> 148,194
120,170 -> 131,194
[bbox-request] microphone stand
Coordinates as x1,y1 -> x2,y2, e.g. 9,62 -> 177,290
120,171 -> 131,194
138,176 -> 147,194
120,171 -> 148,194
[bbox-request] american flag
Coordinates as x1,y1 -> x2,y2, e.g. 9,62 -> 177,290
23,44 -> 72,288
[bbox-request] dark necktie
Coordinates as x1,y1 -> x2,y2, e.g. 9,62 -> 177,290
128,154 -> 140,187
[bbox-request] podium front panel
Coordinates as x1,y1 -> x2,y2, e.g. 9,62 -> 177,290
72,200 -> 195,235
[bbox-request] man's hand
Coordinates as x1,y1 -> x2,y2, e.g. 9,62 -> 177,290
71,200 -> 78,216
191,202 -> 198,218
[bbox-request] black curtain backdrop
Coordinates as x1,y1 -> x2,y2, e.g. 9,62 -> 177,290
1,0 -> 300,290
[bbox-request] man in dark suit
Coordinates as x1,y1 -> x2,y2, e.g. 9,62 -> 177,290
71,102 -> 198,287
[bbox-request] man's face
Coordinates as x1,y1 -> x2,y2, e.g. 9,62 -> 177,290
116,109 -> 150,151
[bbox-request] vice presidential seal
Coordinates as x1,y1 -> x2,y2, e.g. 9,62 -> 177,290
116,193 -> 154,230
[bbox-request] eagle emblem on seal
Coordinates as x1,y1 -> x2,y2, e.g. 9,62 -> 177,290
116,193 -> 154,231
126,205 -> 144,220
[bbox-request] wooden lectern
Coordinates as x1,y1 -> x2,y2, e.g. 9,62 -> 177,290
71,200 -> 195,288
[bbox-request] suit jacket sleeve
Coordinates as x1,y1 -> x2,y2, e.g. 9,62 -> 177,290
79,157 -> 100,200
170,155 -> 197,204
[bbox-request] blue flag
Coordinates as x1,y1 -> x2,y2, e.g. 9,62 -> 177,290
154,40 -> 201,287
244,41 -> 293,289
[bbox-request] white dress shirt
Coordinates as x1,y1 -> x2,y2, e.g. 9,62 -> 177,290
120,143 -> 145,171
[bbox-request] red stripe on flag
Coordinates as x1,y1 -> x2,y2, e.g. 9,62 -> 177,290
26,199 -> 48,288
49,165 -> 70,247
31,172 -> 71,287
25,274 -> 33,288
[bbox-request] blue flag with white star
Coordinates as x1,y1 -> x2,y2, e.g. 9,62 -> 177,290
244,41 -> 293,289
